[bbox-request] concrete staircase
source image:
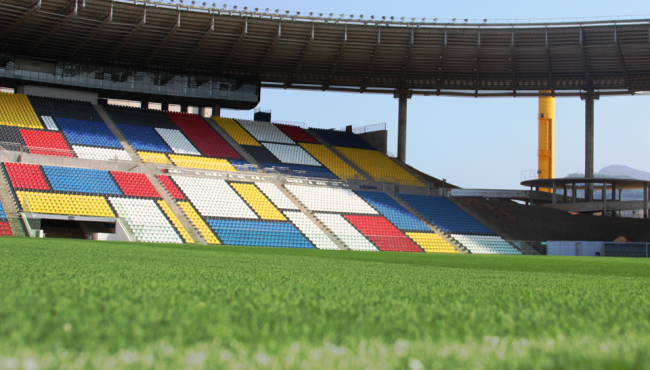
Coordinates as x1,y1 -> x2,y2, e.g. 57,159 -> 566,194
274,182 -> 348,250
386,192 -> 469,254
203,117 -> 259,166
0,166 -> 27,236
305,129 -> 372,181
146,174 -> 207,245
94,105 -> 142,163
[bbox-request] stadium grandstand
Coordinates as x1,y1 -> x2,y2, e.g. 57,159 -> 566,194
0,0 -> 649,256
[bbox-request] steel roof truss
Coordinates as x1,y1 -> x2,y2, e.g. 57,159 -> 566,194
146,10 -> 180,65
69,2 -> 112,58
183,13 -> 214,68
29,0 -> 78,53
257,20 -> 281,73
109,5 -> 146,61
219,16 -> 247,72
0,0 -> 41,39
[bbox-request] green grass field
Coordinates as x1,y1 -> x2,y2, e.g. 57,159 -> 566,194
1,237 -> 650,369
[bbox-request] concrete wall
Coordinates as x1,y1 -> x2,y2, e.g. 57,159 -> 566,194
17,85 -> 98,104
547,241 -> 604,256
358,130 -> 388,154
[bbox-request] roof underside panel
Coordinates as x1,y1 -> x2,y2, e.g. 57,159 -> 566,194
0,0 -> 649,93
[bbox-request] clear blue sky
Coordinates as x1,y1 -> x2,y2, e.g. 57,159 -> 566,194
221,0 -> 650,189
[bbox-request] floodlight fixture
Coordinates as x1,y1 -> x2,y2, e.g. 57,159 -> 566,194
452,18 -> 456,22
382,16 -> 385,20
464,18 -> 468,22
232,5 -> 237,9
309,12 -> 313,16
390,16 -> 394,20
433,18 -> 437,22
275,9 -> 279,13
370,15 -> 374,19
286,10 -> 290,14
401,17 -> 405,21
483,19 -> 487,23
296,11 -> 300,15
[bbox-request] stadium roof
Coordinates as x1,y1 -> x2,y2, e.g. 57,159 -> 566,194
1,0 -> 650,97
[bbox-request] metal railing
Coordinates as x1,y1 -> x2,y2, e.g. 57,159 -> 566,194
351,123 -> 387,134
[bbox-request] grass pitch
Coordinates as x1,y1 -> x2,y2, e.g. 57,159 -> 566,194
1,237 -> 649,369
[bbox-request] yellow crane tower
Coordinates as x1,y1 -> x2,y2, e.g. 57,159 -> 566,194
538,91 -> 555,191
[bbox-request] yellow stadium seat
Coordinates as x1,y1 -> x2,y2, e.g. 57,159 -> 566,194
334,146 -> 426,187
177,201 -> 220,244
299,143 -> 364,181
230,182 -> 286,221
16,191 -> 114,217
157,200 -> 194,243
138,151 -> 171,164
168,154 -> 237,172
406,232 -> 459,254
0,93 -> 43,129
212,117 -> 260,146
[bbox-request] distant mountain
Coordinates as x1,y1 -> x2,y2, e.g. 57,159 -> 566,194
563,165 -> 647,203
598,165 -> 650,181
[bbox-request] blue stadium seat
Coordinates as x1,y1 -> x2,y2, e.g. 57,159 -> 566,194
56,118 -> 122,148
397,194 -> 494,235
355,191 -> 430,231
310,128 -> 375,150
116,124 -> 171,152
206,219 -> 315,248
43,166 -> 123,195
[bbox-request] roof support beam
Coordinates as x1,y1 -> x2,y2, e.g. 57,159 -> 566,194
544,28 -> 554,92
323,24 -> 347,90
614,41 -> 633,93
109,7 -> 146,62
475,28 -> 481,96
285,23 -> 314,88
579,27 -> 592,87
437,27 -> 448,95
146,11 -> 181,66
219,17 -> 248,73
361,28 -> 381,92
401,28 -> 415,85
69,3 -> 113,58
183,13 -> 214,68
0,0 -> 41,39
257,20 -> 281,74
510,27 -> 517,94
29,0 -> 77,53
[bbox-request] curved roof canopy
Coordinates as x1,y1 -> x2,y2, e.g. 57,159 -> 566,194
1,0 -> 650,96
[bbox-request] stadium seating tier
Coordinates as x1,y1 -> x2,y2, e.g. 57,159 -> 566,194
335,147 -> 426,187
344,215 -> 423,252
276,124 -> 318,143
4,163 -> 49,190
20,129 -> 73,157
111,172 -> 160,198
299,143 -> 363,181
206,219 -> 314,249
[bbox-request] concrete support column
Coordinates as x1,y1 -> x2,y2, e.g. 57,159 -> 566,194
572,183 -> 577,203
161,102 -> 169,111
552,181 -> 557,207
612,183 -> 617,200
583,91 -> 597,202
602,182 -> 607,215
212,103 -> 221,117
397,93 -> 409,163
643,182 -> 648,218
563,185 -> 567,203
141,101 -> 149,109
199,107 -> 209,117
529,185 -> 534,206
180,104 -> 189,113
